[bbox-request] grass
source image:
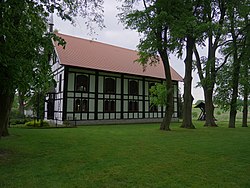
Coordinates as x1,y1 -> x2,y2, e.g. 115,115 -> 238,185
1,121 -> 250,188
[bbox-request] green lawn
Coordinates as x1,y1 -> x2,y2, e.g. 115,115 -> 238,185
1,121 -> 250,188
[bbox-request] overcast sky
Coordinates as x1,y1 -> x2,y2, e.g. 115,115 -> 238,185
54,0 -> 204,102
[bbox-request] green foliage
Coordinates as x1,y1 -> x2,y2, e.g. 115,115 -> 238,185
149,83 -> 167,107
10,118 -> 31,125
0,0 -> 104,136
25,120 -> 50,128
192,111 -> 198,118
10,108 -> 24,119
216,111 -> 222,116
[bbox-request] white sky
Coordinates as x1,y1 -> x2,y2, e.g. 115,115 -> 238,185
54,0 -> 204,102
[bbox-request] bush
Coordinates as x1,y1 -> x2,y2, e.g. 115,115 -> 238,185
25,120 -> 50,128
10,118 -> 29,125
216,111 -> 222,116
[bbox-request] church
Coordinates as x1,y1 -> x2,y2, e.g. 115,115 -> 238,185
45,33 -> 183,125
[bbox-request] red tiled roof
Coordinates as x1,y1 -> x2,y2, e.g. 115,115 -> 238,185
54,33 -> 183,81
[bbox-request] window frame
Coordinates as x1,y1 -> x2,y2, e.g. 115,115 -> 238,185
104,100 -> 116,112
129,80 -> 138,95
128,100 -> 139,112
104,77 -> 116,94
75,75 -> 89,92
74,99 -> 88,112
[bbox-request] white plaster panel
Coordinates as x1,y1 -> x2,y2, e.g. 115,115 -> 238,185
67,114 -> 74,120
89,99 -> 95,111
75,113 -> 80,120
98,100 -> 103,111
82,113 -> 87,120
139,81 -> 143,95
68,73 -> 74,91
98,114 -> 103,119
174,103 -> 178,111
124,101 -> 128,111
89,113 -> 94,120
110,113 -> 115,119
90,75 -> 95,92
116,101 -> 121,111
116,113 -> 120,119
75,93 -> 81,97
116,78 -> 121,94
98,76 -> 103,92
139,101 -> 143,111
67,92 -> 74,97
104,113 -> 109,119
145,81 -> 149,95
124,79 -> 128,94
67,98 -> 74,112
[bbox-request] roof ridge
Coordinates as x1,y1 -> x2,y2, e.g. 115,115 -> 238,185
56,32 -> 138,53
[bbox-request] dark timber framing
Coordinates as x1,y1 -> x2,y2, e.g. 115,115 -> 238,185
58,65 -> 180,123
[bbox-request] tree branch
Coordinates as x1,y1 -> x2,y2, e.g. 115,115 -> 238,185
215,51 -> 233,73
194,45 -> 204,81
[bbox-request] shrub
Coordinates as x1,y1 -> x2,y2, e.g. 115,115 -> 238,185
10,119 -> 27,125
216,111 -> 222,116
25,120 -> 50,128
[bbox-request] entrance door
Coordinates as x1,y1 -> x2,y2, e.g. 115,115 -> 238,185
47,93 -> 55,119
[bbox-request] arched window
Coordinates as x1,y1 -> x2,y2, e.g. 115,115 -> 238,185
82,100 -> 88,112
75,99 -> 81,112
74,99 -> 88,112
76,75 -> 88,92
105,78 -> 116,93
129,80 -> 138,95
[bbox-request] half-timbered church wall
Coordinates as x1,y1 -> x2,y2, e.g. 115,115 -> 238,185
45,33 -> 182,125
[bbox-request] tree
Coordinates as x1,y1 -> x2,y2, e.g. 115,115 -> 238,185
119,0 -> 190,130
120,0 -> 203,130
214,0 -> 250,128
168,0 -> 199,129
193,0 -> 227,127
0,0 -> 104,137
149,83 -> 167,108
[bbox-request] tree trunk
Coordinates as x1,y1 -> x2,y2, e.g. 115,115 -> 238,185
204,87 -> 217,127
160,83 -> 173,131
159,50 -> 173,131
181,36 -> 195,129
228,19 -> 240,128
242,90 -> 248,127
0,91 -> 14,138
